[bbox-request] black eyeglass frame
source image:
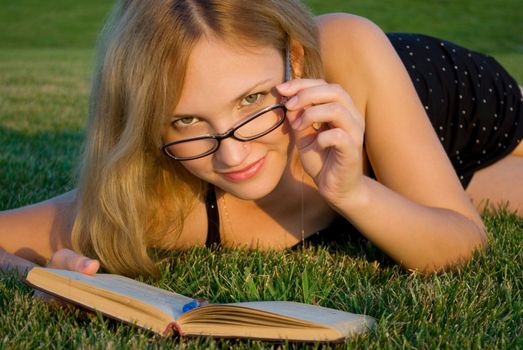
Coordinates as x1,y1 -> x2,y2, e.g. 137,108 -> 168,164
161,41 -> 292,161
161,103 -> 287,161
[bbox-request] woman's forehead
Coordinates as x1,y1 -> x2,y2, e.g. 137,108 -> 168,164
174,36 -> 284,114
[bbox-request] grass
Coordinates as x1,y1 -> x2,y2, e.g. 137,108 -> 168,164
1,0 -> 522,348
1,213 -> 522,348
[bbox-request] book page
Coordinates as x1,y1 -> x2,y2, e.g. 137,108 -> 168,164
228,301 -> 375,336
40,268 -> 193,320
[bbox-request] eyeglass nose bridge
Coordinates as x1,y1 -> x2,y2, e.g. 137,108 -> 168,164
209,103 -> 287,145
206,126 -> 250,155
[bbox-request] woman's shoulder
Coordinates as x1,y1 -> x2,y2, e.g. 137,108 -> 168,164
314,13 -> 390,58
313,13 -> 395,112
315,13 -> 381,37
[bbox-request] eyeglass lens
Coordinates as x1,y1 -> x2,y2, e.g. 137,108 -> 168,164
164,105 -> 285,160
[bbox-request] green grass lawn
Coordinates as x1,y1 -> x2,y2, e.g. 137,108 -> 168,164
1,1 -> 522,349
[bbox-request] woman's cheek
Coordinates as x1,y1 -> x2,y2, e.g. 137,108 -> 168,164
177,158 -> 214,181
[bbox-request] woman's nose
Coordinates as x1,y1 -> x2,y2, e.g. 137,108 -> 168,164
213,137 -> 250,167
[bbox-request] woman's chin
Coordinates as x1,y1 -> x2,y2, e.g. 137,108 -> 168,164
217,179 -> 280,201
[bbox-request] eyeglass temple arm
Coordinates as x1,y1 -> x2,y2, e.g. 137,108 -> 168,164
280,39 -> 292,106
284,41 -> 291,82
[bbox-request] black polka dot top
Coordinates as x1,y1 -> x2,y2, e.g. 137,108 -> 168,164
387,33 -> 523,188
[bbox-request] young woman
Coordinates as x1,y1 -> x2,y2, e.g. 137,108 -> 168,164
1,0 -> 522,278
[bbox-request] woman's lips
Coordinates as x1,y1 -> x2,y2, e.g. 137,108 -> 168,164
221,157 -> 266,181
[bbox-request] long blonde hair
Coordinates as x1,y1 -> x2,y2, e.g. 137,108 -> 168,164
72,0 -> 324,277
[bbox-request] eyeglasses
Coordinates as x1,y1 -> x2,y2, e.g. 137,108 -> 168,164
162,44 -> 292,161
162,103 -> 287,161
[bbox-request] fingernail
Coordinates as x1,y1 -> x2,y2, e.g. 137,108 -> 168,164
81,259 -> 93,269
277,81 -> 290,90
286,96 -> 298,108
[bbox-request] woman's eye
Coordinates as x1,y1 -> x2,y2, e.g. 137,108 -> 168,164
173,116 -> 200,127
241,93 -> 262,106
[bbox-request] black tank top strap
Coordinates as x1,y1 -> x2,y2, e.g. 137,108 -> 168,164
205,184 -> 221,247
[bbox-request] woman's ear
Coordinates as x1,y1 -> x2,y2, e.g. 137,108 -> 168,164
290,39 -> 305,79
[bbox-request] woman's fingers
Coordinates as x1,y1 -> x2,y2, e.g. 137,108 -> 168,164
299,126 -> 361,179
293,103 -> 363,145
278,80 -> 360,116
283,82 -> 352,110
278,79 -> 363,133
47,248 -> 100,275
277,78 -> 330,97
277,78 -> 366,203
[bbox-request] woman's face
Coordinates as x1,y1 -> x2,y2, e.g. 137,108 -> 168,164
163,36 -> 292,200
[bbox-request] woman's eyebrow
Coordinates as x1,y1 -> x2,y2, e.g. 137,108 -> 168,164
171,78 -> 275,120
231,77 -> 274,104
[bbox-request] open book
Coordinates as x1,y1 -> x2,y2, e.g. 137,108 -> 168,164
24,267 -> 375,342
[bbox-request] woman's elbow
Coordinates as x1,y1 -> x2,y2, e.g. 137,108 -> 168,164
408,226 -> 489,274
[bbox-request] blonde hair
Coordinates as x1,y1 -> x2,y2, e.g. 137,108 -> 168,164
72,0 -> 324,277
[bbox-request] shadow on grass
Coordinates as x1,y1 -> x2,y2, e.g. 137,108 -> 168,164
296,217 -> 397,269
0,127 -> 84,209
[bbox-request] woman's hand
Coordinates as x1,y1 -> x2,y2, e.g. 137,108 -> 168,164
277,79 -> 366,208
46,248 -> 100,275
34,249 -> 100,303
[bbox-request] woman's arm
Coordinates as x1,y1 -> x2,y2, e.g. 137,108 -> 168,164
0,248 -> 37,276
283,14 -> 487,272
0,191 -> 78,276
0,191 -> 76,264
1,190 -> 100,278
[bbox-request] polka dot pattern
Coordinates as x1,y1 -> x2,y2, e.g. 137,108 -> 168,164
387,33 -> 523,188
